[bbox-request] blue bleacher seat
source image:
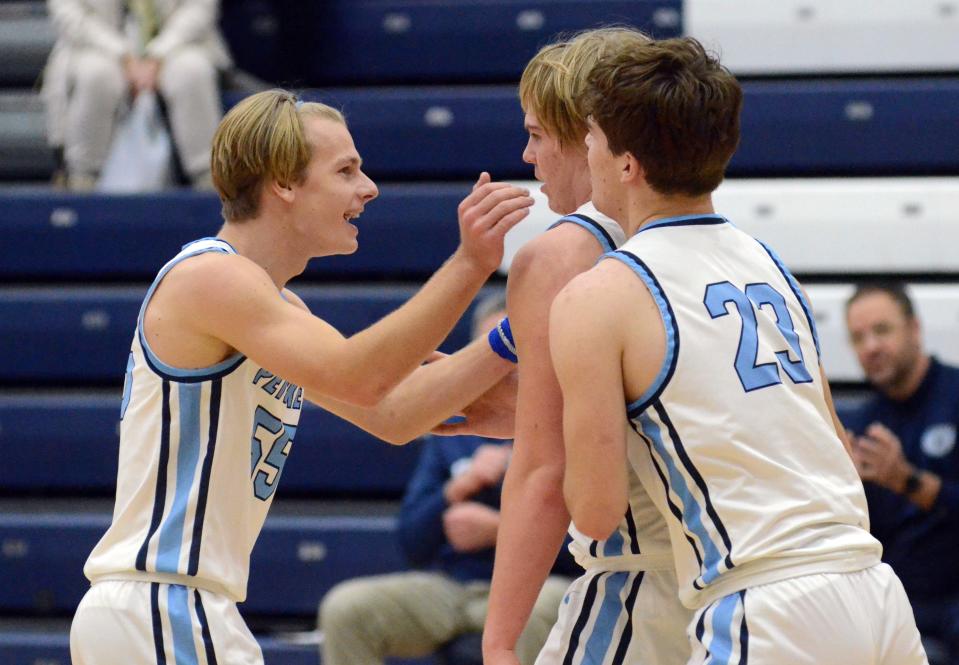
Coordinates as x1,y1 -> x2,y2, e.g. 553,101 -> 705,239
735,78 -> 959,176
0,186 -> 468,280
0,285 -> 475,385
0,393 -> 423,495
222,0 -> 682,86
230,77 -> 959,180
0,506 -> 405,616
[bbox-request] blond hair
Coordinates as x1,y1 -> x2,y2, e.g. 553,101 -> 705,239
211,89 -> 345,222
519,27 -> 651,149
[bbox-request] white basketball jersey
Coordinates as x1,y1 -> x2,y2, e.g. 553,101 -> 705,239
607,214 -> 881,608
85,238 -> 304,602
551,203 -> 673,571
547,201 -> 626,255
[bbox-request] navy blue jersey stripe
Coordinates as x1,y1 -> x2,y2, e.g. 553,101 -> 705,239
623,504 -> 641,555
137,380 -> 171,571
739,590 -> 749,664
630,421 -> 704,569
609,571 -> 644,665
194,589 -> 219,665
139,342 -> 246,384
695,604 -> 706,644
638,215 -> 726,233
655,401 -> 735,571
150,583 -> 165,665
562,572 -> 603,665
568,214 -> 617,251
589,540 -> 599,558
188,378 -> 221,576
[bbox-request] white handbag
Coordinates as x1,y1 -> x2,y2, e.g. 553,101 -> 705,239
97,91 -> 173,193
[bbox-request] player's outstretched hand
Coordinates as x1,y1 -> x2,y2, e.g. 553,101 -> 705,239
455,172 -> 534,274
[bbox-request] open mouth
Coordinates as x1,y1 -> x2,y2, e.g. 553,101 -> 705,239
343,210 -> 362,222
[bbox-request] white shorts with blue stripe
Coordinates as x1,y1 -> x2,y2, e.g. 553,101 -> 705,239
535,564 -> 692,665
688,563 -> 928,665
71,579 -> 261,665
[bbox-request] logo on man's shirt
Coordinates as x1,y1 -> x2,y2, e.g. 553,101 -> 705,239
921,424 -> 956,458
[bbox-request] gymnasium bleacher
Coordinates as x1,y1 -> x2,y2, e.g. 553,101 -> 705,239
1,1 -> 957,664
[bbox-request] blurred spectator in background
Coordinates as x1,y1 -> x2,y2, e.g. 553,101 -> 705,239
42,0 -> 230,190
843,282 -> 959,664
318,293 -> 575,665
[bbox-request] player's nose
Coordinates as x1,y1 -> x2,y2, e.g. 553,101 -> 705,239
359,171 -> 378,202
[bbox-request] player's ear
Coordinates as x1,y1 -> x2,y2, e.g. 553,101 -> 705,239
270,178 -> 296,203
620,151 -> 643,185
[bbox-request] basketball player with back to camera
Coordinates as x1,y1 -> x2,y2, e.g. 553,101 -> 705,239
454,28 -> 694,665
549,38 -> 929,664
69,89 -> 533,665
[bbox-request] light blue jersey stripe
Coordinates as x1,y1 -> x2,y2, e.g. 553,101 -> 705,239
637,412 -> 724,585
168,584 -> 200,665
603,529 -> 625,557
707,593 -> 740,665
582,572 -> 629,664
157,383 -> 202,573
603,252 -> 678,415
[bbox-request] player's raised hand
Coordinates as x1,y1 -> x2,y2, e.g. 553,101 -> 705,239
455,172 -> 534,274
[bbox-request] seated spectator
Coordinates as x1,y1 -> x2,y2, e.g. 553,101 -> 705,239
318,294 -> 576,665
843,282 -> 959,664
41,0 -> 231,190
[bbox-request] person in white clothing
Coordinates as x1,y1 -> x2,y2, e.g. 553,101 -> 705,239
42,0 -> 230,189
69,88 -> 533,665
469,29 -> 692,665
549,37 -> 928,664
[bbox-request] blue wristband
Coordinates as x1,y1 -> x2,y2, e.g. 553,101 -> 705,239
488,316 -> 518,363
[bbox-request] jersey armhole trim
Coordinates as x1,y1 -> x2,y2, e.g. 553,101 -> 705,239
601,250 -> 680,417
548,213 -> 617,253
137,241 -> 246,383
755,239 -> 822,360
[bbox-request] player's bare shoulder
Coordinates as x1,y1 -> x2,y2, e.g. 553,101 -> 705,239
145,249 -> 289,362
510,222 -> 608,295
153,250 -> 278,317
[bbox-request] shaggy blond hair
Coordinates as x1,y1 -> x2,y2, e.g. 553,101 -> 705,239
519,27 -> 650,148
211,89 -> 345,221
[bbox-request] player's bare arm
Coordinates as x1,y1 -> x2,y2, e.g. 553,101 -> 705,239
482,227 -> 605,663
549,259 -> 664,540
146,179 -> 532,409
307,332 -> 514,444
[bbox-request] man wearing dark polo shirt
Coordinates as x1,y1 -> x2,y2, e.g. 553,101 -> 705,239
843,282 -> 959,664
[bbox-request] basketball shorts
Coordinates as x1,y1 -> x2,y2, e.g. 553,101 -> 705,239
688,563 -> 928,665
71,579 -> 262,665
536,567 -> 692,665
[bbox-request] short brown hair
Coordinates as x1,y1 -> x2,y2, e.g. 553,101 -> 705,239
847,282 -> 916,320
584,37 -> 742,196
519,27 -> 650,149
211,89 -> 345,222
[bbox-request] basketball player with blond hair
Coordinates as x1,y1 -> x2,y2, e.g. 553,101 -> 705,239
70,89 -> 533,665
474,29 -> 693,665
